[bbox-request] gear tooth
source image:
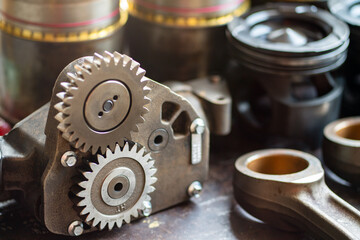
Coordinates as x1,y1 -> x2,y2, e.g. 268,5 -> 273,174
54,102 -> 66,112
143,86 -> 151,95
149,168 -> 157,176
67,132 -> 78,142
124,214 -> 131,224
145,195 -> 151,201
60,81 -> 72,90
136,68 -> 146,78
55,112 -> 66,122
123,142 -> 130,153
150,177 -> 158,185
148,186 -> 156,193
116,220 -> 123,228
89,162 -> 98,171
103,51 -> 114,64
92,146 -> 100,155
56,92 -> 66,100
74,64 -> 91,76
131,62 -> 140,74
62,96 -> 74,105
82,142 -> 92,153
82,171 -> 92,180
67,72 -> 79,83
76,190 -> 87,198
86,212 -> 95,221
62,132 -> 72,141
132,209 -> 139,218
57,122 -> 68,133
106,147 -> 113,156
92,218 -> 100,228
113,51 -> 122,65
147,160 -> 155,169
93,53 -> 103,68
108,221 -> 115,231
75,139 -> 85,149
68,87 -> 79,95
78,181 -> 88,189
78,199 -> 87,207
99,221 -> 107,230
97,154 -> 106,164
84,59 -> 94,71
114,144 -> 121,154
137,147 -> 145,157
80,207 -> 90,215
122,55 -> 132,68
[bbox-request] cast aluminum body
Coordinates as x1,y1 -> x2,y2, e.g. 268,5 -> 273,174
234,149 -> 360,239
323,117 -> 360,186
0,52 -> 217,235
0,0 -> 127,123
226,3 -> 349,148
125,0 -> 250,82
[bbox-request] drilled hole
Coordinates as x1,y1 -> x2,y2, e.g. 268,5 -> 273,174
113,95 -> 118,100
98,112 -> 103,117
154,135 -> 163,145
114,183 -> 123,192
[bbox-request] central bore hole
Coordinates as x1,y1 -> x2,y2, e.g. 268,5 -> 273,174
154,135 -> 163,145
336,122 -> 360,140
114,183 -> 123,192
247,154 -> 309,175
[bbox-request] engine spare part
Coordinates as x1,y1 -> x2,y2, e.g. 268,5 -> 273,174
226,3 -> 349,148
0,51 -> 211,235
125,0 -> 250,82
252,0 -> 328,8
0,0 -> 127,123
328,0 -> 360,116
233,149 -> 360,240
323,117 -> 360,186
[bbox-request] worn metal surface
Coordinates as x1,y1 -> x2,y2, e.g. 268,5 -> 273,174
234,149 -> 360,239
323,117 -> 360,186
1,135 -> 359,239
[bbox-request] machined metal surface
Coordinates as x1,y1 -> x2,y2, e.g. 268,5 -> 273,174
323,117 -> 360,186
125,0 -> 249,82
252,0 -> 328,8
0,52 -> 210,236
234,149 -> 360,239
226,3 -> 349,149
0,0 -> 127,123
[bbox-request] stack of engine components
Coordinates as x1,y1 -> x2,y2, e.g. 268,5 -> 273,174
0,0 -> 127,123
328,0 -> 360,116
125,0 -> 250,82
0,0 -> 359,239
226,3 -> 349,149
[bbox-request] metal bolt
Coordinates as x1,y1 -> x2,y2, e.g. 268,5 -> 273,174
103,99 -> 114,112
187,181 -> 203,198
141,201 -> 152,217
68,221 -> 84,236
61,151 -> 77,167
190,118 -> 205,134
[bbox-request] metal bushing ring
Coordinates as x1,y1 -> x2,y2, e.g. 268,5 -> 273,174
323,117 -> 360,186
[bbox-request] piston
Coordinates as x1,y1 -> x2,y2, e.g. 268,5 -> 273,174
226,4 -> 349,149
328,0 -> 360,116
0,0 -> 127,123
323,117 -> 360,186
125,0 -> 250,82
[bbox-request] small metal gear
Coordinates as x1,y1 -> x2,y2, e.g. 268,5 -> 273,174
74,142 -> 157,230
55,51 -> 150,154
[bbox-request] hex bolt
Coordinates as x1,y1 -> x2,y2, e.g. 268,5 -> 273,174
187,181 -> 203,198
68,221 -> 84,236
190,118 -> 205,135
61,151 -> 77,167
141,201 -> 152,217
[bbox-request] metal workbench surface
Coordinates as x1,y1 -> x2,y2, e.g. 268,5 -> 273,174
0,130 -> 359,240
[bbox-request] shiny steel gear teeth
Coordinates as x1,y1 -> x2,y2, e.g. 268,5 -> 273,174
74,142 -> 157,230
55,51 -> 150,154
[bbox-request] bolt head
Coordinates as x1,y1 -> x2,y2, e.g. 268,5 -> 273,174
188,181 -> 203,198
61,151 -> 77,167
191,118 -> 205,134
68,221 -> 84,236
142,201 -> 152,217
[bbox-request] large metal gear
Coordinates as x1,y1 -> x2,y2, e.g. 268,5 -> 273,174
55,51 -> 150,154
74,142 -> 157,230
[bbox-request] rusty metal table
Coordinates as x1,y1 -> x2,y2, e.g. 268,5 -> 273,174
1,128 -> 359,240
